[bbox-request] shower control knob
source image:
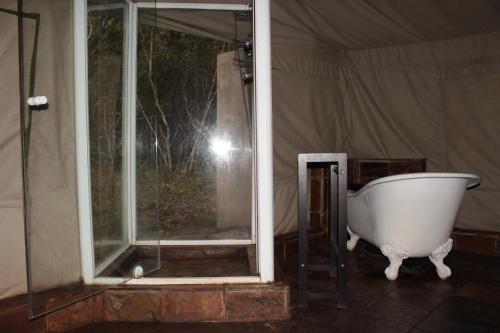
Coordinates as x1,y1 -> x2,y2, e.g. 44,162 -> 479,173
27,96 -> 48,107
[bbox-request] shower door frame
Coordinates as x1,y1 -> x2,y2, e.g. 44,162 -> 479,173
75,0 -> 140,283
132,2 -> 257,247
75,0 -> 274,285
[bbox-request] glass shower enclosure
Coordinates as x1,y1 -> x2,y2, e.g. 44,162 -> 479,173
20,0 -> 256,319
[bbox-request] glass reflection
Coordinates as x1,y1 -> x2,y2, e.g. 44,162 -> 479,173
136,9 -> 253,240
210,137 -> 233,160
87,6 -> 127,269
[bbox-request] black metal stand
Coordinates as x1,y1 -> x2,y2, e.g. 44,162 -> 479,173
297,153 -> 347,309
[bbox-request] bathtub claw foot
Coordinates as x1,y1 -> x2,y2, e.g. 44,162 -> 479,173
347,227 -> 360,251
429,238 -> 453,280
381,241 -> 409,281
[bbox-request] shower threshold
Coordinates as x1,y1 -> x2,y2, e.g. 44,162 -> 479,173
96,245 -> 258,281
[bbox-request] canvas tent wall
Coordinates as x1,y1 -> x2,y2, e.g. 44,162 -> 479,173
0,1 -> 26,300
1,0 -> 500,300
341,32 -> 500,232
270,0 -> 500,235
0,0 -> 78,300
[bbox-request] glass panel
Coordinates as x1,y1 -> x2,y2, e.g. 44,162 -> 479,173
21,0 -> 160,318
20,0 -> 108,319
136,9 -> 254,241
135,29 -> 160,242
88,6 -> 127,272
87,2 -> 160,278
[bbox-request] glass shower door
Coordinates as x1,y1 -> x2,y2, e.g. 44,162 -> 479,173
20,0 -> 160,318
19,0 -> 111,319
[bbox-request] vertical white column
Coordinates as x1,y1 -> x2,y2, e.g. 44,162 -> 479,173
254,0 -> 274,282
74,0 -> 94,283
127,3 -> 138,245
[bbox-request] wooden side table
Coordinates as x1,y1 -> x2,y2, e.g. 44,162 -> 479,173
297,153 -> 348,309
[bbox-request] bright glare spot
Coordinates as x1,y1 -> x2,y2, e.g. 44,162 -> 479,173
210,137 -> 232,160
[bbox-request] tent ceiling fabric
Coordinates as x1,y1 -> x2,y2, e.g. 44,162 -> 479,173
139,10 -> 236,42
272,0 -> 500,50
98,1 -> 500,51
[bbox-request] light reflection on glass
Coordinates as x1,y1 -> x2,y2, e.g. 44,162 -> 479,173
210,137 -> 233,160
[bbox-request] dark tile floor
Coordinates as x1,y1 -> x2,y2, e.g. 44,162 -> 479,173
70,240 -> 500,333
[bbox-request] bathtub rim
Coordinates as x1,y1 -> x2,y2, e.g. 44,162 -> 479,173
347,172 -> 480,198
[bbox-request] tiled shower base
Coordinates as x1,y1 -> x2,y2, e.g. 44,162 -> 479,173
0,283 -> 290,332
0,245 -> 289,332
99,245 -> 257,278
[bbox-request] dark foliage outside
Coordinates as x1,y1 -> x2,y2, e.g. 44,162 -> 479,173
88,10 -> 244,250
88,10 -> 125,262
135,23 -> 233,239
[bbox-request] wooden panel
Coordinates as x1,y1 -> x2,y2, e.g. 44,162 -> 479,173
452,229 -> 500,256
347,159 -> 426,190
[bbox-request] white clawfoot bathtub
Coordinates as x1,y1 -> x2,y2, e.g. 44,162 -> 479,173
347,173 -> 480,281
